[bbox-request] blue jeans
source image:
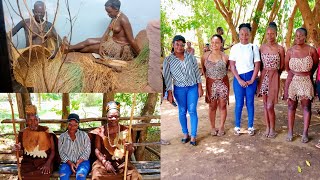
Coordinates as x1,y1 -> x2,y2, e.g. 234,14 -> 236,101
59,160 -> 90,180
174,84 -> 199,138
233,71 -> 257,128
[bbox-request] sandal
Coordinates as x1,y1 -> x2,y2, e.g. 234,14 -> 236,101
181,135 -> 190,144
315,140 -> 320,148
234,127 -> 241,136
301,135 -> 309,143
268,133 -> 277,139
211,129 -> 218,136
190,140 -> 197,146
248,127 -> 255,136
217,130 -> 225,136
286,134 -> 293,142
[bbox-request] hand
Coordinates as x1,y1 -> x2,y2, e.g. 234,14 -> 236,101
198,86 -> 204,97
245,79 -> 253,86
167,91 -> 173,104
124,143 -> 134,153
39,162 -> 51,175
238,79 -> 248,87
13,143 -> 21,151
67,161 -> 77,173
102,159 -> 117,175
99,45 -> 106,57
75,159 -> 84,168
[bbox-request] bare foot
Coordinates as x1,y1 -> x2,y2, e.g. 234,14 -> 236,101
217,128 -> 225,136
211,128 -> 218,136
268,129 -> 277,138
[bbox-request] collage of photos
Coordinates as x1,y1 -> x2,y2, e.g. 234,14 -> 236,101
0,0 -> 320,180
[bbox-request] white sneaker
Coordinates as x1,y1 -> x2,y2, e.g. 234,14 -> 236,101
234,127 -> 241,136
248,127 -> 255,136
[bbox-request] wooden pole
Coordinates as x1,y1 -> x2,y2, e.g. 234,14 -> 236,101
8,94 -> 22,180
124,94 -> 137,180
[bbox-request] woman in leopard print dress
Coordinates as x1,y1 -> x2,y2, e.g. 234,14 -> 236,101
284,28 -> 319,143
201,34 -> 229,136
257,22 -> 285,138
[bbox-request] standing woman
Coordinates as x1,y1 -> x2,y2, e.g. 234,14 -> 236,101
229,23 -> 261,136
284,28 -> 319,143
257,22 -> 285,138
163,35 -> 203,146
201,34 -> 229,136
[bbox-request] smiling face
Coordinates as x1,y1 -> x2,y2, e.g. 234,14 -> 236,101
105,6 -> 119,18
211,36 -> 222,51
266,27 -> 277,44
26,114 -> 39,131
107,109 -> 120,127
239,28 -> 250,44
294,30 -> 307,45
33,3 -> 46,22
173,40 -> 185,54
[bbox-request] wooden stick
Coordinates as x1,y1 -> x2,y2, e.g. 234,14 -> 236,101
7,93 -> 22,180
124,94 -> 137,180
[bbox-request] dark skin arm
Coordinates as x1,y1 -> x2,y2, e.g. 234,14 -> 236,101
94,136 -> 116,174
10,20 -> 25,37
201,51 -> 209,78
246,61 -> 260,85
99,25 -> 111,56
310,47 -> 319,77
39,135 -> 55,174
229,61 -> 248,87
279,45 -> 285,73
120,18 -> 140,55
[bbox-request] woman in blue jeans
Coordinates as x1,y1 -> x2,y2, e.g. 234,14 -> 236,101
229,23 -> 261,136
58,113 -> 91,179
163,35 -> 203,146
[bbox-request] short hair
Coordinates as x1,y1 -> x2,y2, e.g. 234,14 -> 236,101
268,22 -> 277,33
239,23 -> 251,32
296,27 -> 307,36
217,27 -> 223,32
211,34 -> 223,43
34,1 -> 45,9
105,0 -> 121,10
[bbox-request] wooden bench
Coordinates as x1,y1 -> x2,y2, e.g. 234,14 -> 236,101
0,161 -> 160,180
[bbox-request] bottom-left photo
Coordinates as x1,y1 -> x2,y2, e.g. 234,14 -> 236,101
0,93 -> 160,180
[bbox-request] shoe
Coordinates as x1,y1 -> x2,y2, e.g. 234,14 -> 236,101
248,127 -> 255,136
234,127 -> 241,136
190,140 -> 197,146
181,136 -> 190,144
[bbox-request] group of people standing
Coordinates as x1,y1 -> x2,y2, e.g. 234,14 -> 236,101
13,103 -> 141,180
163,22 -> 319,146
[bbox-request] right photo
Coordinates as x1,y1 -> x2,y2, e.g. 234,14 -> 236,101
161,0 -> 320,179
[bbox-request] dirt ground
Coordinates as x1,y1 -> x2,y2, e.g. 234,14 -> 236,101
161,76 -> 320,180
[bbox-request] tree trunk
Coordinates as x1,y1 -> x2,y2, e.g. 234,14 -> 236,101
61,93 -> 70,130
196,29 -> 204,58
16,93 -> 31,130
102,92 -> 114,125
135,93 -> 158,161
285,4 -> 298,50
296,0 -> 320,47
213,0 -> 239,43
251,0 -> 266,43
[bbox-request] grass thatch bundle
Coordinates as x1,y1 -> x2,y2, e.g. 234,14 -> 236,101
11,44 -> 117,92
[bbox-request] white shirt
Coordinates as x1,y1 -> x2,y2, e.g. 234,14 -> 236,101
229,43 -> 260,74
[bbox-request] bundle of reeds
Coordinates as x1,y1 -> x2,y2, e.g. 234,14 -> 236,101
11,43 -> 117,92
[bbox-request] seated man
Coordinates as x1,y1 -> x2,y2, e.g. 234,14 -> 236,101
13,105 -> 59,180
58,113 -> 91,180
64,0 -> 140,61
9,1 -> 61,59
90,101 -> 141,179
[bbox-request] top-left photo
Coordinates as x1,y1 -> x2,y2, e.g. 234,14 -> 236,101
0,0 -> 161,93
